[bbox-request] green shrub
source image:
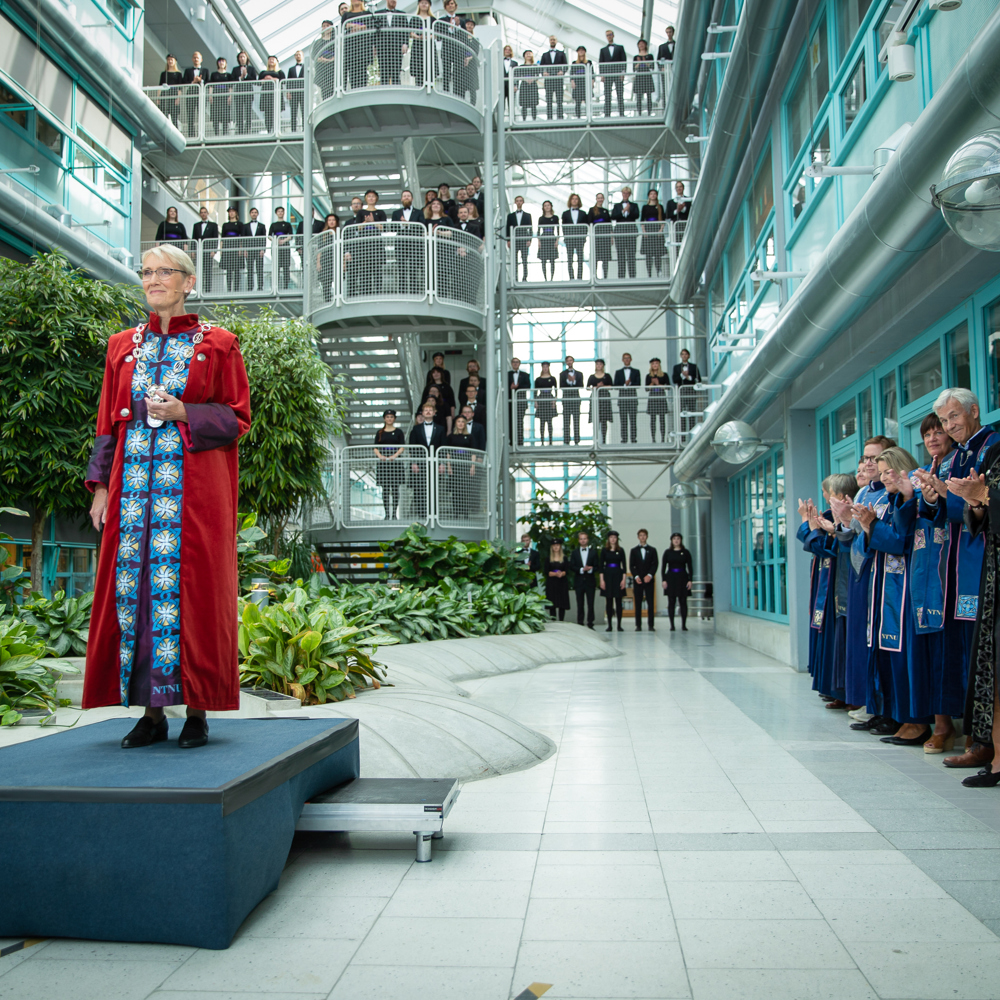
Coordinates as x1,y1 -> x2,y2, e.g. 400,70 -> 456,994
0,614 -> 77,725
17,590 -> 92,657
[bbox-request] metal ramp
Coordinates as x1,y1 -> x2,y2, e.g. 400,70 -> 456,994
297,778 -> 460,861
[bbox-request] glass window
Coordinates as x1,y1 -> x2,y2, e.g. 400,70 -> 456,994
987,298 -> 1000,414
843,57 -> 866,131
74,145 -> 99,185
703,65 -> 719,128
819,416 -> 831,479
881,371 -> 899,439
860,386 -> 873,441
790,125 -> 830,222
104,173 -> 123,203
786,18 -> 829,159
710,267 -> 725,334
835,399 -> 857,441
0,83 -> 29,131
878,0 -> 908,53
948,321 -> 970,390
36,117 -> 63,156
901,342 -> 943,405
838,0 -> 874,63
750,148 -> 773,244
105,0 -> 128,26
725,226 -> 745,297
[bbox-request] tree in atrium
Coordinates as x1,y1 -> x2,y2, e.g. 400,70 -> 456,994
211,306 -> 352,556
0,252 -> 142,593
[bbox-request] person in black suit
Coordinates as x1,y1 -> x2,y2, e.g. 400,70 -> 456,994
456,203 -> 483,238
502,45 -> 517,112
269,206 -> 295,289
673,348 -> 703,434
614,352 -> 640,443
191,206 -> 218,292
461,20 -> 480,105
569,530 -> 597,627
182,52 -> 206,138
375,0 -> 407,86
286,51 -> 305,131
561,193 -> 589,280
517,533 -> 540,575
408,402 -> 446,518
539,36 -> 567,120
231,51 -> 257,135
629,529 -> 658,631
599,30 -> 627,117
243,207 -> 268,291
458,359 -> 484,401
657,25 -> 676,63
353,189 -> 387,295
666,180 -> 691,224
391,189 -> 426,295
559,356 -> 584,444
460,404 -> 486,450
672,348 -> 701,387
506,195 -> 532,282
508,357 -> 531,445
437,0 -> 464,95
209,57 -> 231,136
258,56 -> 285,134
462,383 -> 486,428
612,187 -> 639,279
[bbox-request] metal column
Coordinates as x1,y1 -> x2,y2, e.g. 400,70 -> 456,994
483,48 -> 501,538
302,54 -> 314,320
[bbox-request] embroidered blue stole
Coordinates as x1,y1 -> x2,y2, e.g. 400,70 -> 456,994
862,494 -> 893,648
115,322 -> 200,705
910,463 -> 946,633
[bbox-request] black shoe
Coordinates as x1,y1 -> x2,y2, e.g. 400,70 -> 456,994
881,727 -> 932,746
670,624 -> 676,631
178,716 -> 209,749
121,715 -> 168,748
681,625 -> 688,631
587,624 -> 595,629
617,624 -> 624,632
962,766 -> 1000,788
850,715 -> 883,731
871,718 -> 900,735
605,625 -> 613,632
635,625 -> 642,632
648,627 -> 655,632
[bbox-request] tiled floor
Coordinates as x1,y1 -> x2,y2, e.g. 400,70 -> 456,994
5,623 -> 1000,999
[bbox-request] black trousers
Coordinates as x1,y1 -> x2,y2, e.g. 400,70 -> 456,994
514,243 -> 529,280
575,580 -> 596,625
509,400 -> 527,445
544,80 -> 563,119
668,593 -> 688,625
566,240 -> 585,279
604,77 -> 624,115
617,238 -> 637,278
634,580 -> 655,627
248,251 -> 265,290
289,92 -> 304,130
619,399 -> 637,442
605,588 -> 623,624
563,401 -> 581,443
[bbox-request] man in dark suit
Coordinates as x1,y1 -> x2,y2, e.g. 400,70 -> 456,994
569,530 -> 597,627
559,356 -> 584,445
505,195 -> 532,281
456,203 -> 483,238
458,359 -> 484,400
629,529 -> 658,631
408,402 -> 446,518
614,352 -> 640,443
243,207 -> 268,292
191,205 -> 218,292
460,404 -> 486,450
508,357 -> 531,445
437,0 -> 464,95
656,25 -> 675,62
182,52 -> 206,138
611,187 -> 639,278
673,348 -> 702,434
391,189 -> 426,295
463,382 -> 486,427
539,36 -> 567,120
561,195 -> 589,280
517,533 -> 540,574
672,348 -> 701,386
470,175 -> 485,218
375,0 -> 407,86
666,180 -> 691,224
286,50 -> 305,131
599,30 -> 627,116
268,206 -> 295,289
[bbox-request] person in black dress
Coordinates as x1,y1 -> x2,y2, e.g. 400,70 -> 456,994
534,361 -> 557,445
155,206 -> 188,246
258,56 -> 285,134
231,51 -> 257,135
537,201 -> 559,281
409,0 -> 435,88
672,348 -> 702,434
589,192 -> 612,280
599,531 -> 627,631
629,529 -> 658,631
374,409 -> 405,519
269,206 -> 294,289
315,213 -> 340,303
421,384 -> 451,435
342,0 -> 371,91
587,359 -> 613,443
220,206 -> 245,292
209,57 -> 231,136
640,190 -> 666,277
646,357 -> 670,443
443,415 -> 479,518
518,51 -> 539,122
158,55 -> 183,128
426,367 -> 456,429
544,541 -> 571,621
570,47 -> 591,118
661,532 -> 694,631
633,40 -> 655,115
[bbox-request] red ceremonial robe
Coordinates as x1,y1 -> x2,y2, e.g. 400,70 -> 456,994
83,313 -> 251,711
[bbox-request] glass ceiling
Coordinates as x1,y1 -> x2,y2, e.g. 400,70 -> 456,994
238,0 -> 678,65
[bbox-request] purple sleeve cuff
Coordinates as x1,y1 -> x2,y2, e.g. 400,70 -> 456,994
180,403 -> 241,452
85,435 -> 116,491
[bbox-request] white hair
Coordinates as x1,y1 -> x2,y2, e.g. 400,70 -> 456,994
141,244 -> 196,276
934,387 -> 979,416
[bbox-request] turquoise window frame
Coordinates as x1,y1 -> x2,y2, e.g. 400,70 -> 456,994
729,445 -> 788,622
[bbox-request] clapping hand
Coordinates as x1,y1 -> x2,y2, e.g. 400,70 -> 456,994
829,495 -> 852,527
948,472 -> 988,506
814,515 -> 836,534
852,504 -> 876,531
912,467 -> 948,499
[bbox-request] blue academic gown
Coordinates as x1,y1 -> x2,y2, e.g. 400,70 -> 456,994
865,492 -> 935,725
798,515 -> 841,699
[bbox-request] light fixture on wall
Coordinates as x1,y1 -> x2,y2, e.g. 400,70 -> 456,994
887,31 -> 915,82
929,0 -> 962,10
932,129 -> 1000,252
191,3 -> 207,19
700,52 -> 731,61
685,135 -> 711,144
706,22 -> 739,34
712,420 -> 767,465
0,165 -> 40,175
71,219 -> 112,229
749,269 -> 808,282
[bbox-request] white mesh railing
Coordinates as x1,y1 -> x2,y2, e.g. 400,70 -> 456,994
309,20 -> 484,114
143,79 -> 302,142
434,445 -> 490,530
508,223 -> 680,287
434,226 -> 486,310
509,63 -> 670,126
341,444 -> 429,528
341,220 -> 428,302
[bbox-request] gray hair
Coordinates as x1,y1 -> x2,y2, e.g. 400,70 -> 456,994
822,473 -> 858,498
934,387 -> 979,415
141,244 -> 196,276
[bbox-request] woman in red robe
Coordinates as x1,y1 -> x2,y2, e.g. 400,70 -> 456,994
84,244 -> 251,749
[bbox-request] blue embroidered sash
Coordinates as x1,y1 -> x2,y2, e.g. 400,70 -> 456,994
811,555 -> 832,631
879,550 -> 906,652
115,322 -> 203,705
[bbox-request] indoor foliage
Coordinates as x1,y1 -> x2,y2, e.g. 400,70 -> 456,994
0,614 -> 76,726
518,493 -> 611,552
1,507 -> 29,608
17,590 -> 92,657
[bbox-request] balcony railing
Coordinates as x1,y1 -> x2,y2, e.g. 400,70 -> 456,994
310,18 -> 484,115
308,223 -> 486,314
309,444 -> 491,532
509,385 -> 721,451
141,80 -> 304,142
508,222 -> 684,288
507,63 -> 671,127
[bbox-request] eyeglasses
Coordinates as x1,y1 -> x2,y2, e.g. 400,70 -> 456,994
138,267 -> 187,280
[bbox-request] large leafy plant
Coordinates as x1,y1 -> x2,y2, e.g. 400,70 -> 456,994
1,506 -> 30,609
0,614 -> 77,726
18,590 -> 92,656
519,493 -> 611,551
237,511 -> 291,589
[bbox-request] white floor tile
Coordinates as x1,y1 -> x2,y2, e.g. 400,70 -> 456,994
349,916 -> 522,967
666,880 -> 823,920
530,864 -> 668,900
522,898 -> 677,941
326,965 -> 513,1000
382,879 -> 531,919
676,918 -> 855,969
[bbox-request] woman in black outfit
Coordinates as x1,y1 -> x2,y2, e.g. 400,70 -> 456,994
443,414 -> 477,517
544,540 -> 570,621
421,384 -> 451,434
599,530 -> 626,631
342,0 -> 371,91
155,206 -> 188,246
534,361 -> 557,445
409,0 -> 435,88
646,357 -> 669,443
314,213 -> 340,303
640,190 -> 666,277
537,201 -> 559,281
158,55 -> 184,128
373,409 -> 405,520
633,40 -> 655,115
220,206 -> 245,292
209,57 -> 231,135
661,532 -> 694,631
231,51 -> 257,135
589,192 -> 612,280
587,358 -> 613,443
425,198 -> 455,231
426,367 -> 456,428
518,50 -> 539,121
258,56 -> 285,134
570,48 -> 591,118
